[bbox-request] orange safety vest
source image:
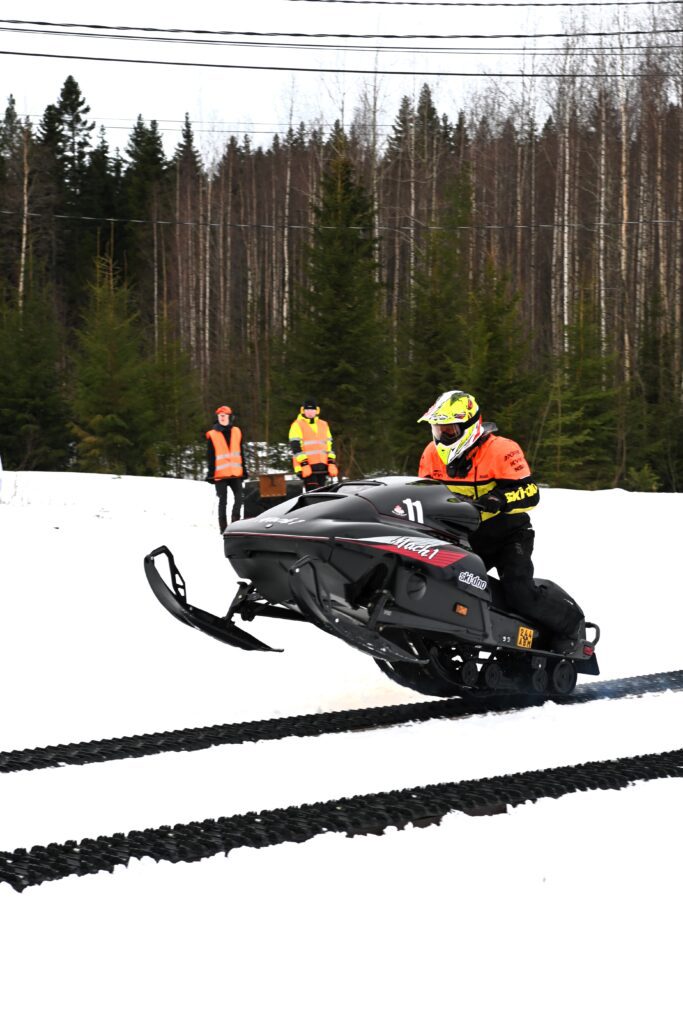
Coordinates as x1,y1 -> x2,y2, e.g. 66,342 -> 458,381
207,427 -> 243,479
291,417 -> 332,470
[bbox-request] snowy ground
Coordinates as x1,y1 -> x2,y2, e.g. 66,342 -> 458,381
1,471 -> 682,1023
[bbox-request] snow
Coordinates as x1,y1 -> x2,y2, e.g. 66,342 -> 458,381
1,470 -> 682,1023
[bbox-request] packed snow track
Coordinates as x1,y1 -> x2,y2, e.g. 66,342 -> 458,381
1,669 -> 682,890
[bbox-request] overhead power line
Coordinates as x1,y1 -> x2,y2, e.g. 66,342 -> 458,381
4,31 -> 683,58
1,18 -> 682,41
0,48 -> 669,76
2,208 -> 682,233
4,31 -> 683,63
288,0 -> 683,5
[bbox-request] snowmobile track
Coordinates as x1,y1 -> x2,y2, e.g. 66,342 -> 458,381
2,744 -> 683,891
1,669 -> 682,775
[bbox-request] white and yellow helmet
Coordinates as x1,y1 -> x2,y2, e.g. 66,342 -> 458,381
418,390 -> 483,465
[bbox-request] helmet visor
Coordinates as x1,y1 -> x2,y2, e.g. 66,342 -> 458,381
432,422 -> 463,446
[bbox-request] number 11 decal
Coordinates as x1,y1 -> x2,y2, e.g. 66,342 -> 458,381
403,498 -> 424,523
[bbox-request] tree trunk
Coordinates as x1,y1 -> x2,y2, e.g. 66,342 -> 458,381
17,125 -> 29,313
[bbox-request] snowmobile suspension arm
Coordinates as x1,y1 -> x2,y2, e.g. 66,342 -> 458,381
227,580 -> 307,623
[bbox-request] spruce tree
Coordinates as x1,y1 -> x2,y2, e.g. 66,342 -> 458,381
467,259 -> 535,447
415,84 -> 441,164
0,285 -> 70,469
287,123 -> 391,476
0,94 -> 20,186
123,116 -> 167,221
625,292 -> 679,491
171,113 -> 201,175
385,95 -> 415,163
80,127 -> 124,265
148,319 -> 205,478
396,173 -> 478,471
71,259 -> 156,474
53,75 -> 95,195
0,96 -> 23,284
36,77 -> 98,313
529,300 -> 619,488
396,175 -> 535,473
122,116 -> 168,306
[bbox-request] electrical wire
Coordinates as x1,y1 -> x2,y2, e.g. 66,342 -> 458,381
0,48 -> 667,76
5,30 -> 683,56
0,19 -> 682,41
4,28 -> 682,59
1,208 -> 680,232
288,0 -> 682,6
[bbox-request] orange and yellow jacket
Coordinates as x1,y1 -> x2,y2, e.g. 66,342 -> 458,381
289,413 -> 336,475
419,431 -> 539,526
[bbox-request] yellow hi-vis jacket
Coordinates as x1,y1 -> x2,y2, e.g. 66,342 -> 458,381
289,414 -> 336,474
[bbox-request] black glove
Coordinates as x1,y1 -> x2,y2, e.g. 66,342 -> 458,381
242,471 -> 249,480
473,491 -> 504,513
206,474 -> 214,483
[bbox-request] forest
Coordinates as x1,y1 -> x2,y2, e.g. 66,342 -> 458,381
2,18 -> 683,490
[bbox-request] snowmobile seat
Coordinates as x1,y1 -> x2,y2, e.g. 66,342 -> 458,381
487,575 -> 583,639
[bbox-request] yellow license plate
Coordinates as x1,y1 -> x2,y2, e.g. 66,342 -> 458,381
517,626 -> 534,649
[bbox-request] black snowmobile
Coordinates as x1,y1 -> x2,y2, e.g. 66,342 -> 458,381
144,477 -> 599,698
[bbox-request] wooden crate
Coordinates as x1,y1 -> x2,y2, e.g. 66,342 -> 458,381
258,473 -> 287,498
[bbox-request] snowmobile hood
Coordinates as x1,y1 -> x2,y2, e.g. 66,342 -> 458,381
225,476 -> 481,543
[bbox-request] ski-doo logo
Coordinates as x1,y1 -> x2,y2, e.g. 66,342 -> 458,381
504,483 -> 538,502
458,570 -> 487,590
344,535 -> 466,569
392,504 -> 407,516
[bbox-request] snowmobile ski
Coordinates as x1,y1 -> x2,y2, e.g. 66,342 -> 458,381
144,546 -> 283,652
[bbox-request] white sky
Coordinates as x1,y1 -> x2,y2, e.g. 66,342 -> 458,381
0,0 -> 603,159
0,471 -> 682,1022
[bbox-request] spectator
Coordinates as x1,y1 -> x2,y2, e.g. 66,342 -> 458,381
206,405 -> 248,533
288,399 -> 338,492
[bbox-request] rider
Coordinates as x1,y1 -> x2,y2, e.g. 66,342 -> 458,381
418,390 -> 582,650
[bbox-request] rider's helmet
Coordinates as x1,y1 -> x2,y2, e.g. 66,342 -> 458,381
417,390 -> 483,466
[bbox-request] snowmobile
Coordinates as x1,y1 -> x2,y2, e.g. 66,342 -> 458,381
144,476 -> 600,698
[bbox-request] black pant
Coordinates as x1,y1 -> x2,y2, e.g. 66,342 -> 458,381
473,525 -> 581,639
303,470 -> 328,492
214,478 -> 244,532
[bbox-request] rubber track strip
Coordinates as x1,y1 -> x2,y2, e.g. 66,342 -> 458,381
1,669 -> 682,775
2,745 -> 683,892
